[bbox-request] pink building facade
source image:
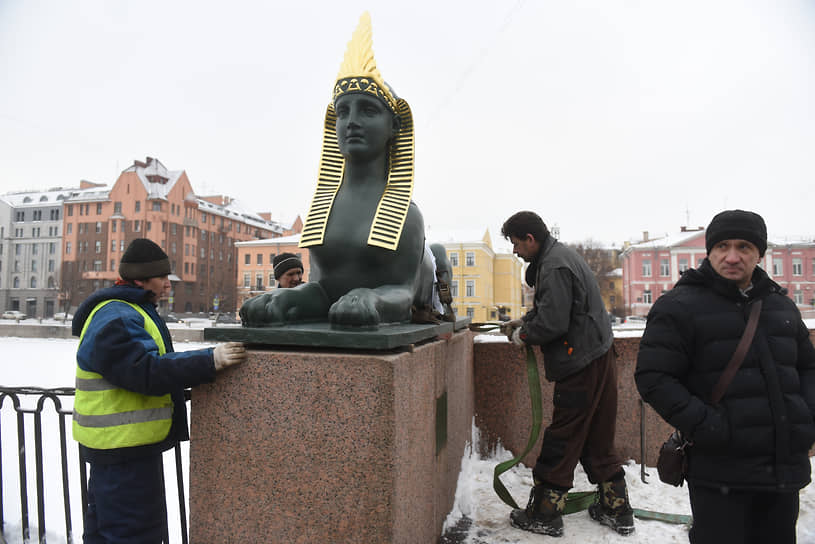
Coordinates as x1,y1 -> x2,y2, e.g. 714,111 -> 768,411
621,229 -> 815,318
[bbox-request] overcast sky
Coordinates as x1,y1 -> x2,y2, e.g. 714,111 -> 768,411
2,0 -> 814,246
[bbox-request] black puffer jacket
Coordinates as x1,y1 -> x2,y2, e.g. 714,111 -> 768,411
636,260 -> 815,491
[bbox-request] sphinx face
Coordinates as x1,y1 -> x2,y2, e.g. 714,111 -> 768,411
335,93 -> 396,162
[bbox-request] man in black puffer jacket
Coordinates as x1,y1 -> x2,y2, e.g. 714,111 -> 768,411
636,210 -> 815,544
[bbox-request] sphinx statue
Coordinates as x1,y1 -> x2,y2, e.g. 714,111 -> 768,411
240,13 -> 453,329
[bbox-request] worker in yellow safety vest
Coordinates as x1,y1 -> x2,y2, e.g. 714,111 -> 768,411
72,238 -> 247,543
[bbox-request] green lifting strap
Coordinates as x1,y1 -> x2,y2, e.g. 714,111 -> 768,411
469,322 -> 693,526
469,322 -> 542,510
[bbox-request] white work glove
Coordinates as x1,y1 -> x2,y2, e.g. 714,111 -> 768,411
500,319 -> 524,340
510,327 -> 526,346
213,342 -> 247,371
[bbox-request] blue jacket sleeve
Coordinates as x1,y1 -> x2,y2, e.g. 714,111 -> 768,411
78,303 -> 216,396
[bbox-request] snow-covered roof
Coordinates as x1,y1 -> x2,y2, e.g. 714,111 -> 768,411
1,186 -> 107,207
235,233 -> 301,247
625,229 -> 706,251
196,197 -> 285,234
122,157 -> 183,200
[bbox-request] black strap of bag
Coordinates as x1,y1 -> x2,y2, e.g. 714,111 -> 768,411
710,299 -> 762,404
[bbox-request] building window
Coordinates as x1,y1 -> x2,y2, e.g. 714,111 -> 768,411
257,254 -> 263,265
201,212 -> 207,224
466,307 -> 474,318
465,280 -> 475,297
48,260 -> 54,272
30,277 -> 37,288
67,223 -> 72,235
256,273 -> 263,290
244,254 -> 251,265
152,202 -> 162,211
111,240 -> 117,252
465,252 -> 475,266
31,260 -> 37,272
269,273 -> 275,286
110,259 -> 115,271
660,259 -> 669,276
171,224 -> 177,235
135,201 -> 141,212
642,260 -> 652,277
114,202 -> 122,214
609,295 -> 616,305
93,260 -> 102,272
13,277 -> 19,288
95,222 -> 102,233
66,242 -> 71,254
643,290 -> 652,304
134,220 -> 141,232
792,258 -> 802,276
32,210 -> 42,221
678,258 -> 688,273
449,253 -> 459,267
451,280 -> 458,297
96,203 -> 102,214
15,211 -> 24,221
608,281 -> 615,289
794,290 -> 803,305
95,241 -> 101,253
773,258 -> 783,276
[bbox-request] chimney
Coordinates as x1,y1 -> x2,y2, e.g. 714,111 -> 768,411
642,231 -> 649,242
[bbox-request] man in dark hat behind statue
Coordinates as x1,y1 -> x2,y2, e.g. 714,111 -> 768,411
636,210 -> 815,544
273,252 -> 304,288
72,238 -> 247,543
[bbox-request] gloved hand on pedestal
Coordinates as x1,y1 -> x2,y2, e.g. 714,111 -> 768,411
213,342 -> 247,371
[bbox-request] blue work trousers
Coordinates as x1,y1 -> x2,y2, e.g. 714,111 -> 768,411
83,455 -> 169,544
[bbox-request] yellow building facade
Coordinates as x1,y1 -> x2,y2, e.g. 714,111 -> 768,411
437,229 -> 524,323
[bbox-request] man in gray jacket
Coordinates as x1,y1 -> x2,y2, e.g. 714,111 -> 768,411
501,211 -> 633,537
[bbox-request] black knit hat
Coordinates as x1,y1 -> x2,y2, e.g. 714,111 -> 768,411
119,238 -> 171,280
273,252 -> 303,280
705,210 -> 767,257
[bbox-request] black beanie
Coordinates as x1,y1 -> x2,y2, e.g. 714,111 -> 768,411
119,238 -> 171,280
273,253 -> 303,280
705,210 -> 767,257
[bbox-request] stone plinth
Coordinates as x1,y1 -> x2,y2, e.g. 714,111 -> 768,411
472,337 -> 673,468
189,330 -> 473,544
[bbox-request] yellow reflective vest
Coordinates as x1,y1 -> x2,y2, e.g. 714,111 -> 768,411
72,299 -> 173,450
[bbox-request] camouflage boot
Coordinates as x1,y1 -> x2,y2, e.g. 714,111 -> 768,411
509,483 -> 567,537
588,472 -> 635,536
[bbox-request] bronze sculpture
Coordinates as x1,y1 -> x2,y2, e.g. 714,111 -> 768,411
240,13 -> 451,329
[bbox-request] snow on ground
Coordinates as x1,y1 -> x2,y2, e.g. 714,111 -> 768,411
1,336 -> 814,543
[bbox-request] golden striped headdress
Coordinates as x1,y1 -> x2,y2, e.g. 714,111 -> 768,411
299,12 -> 415,251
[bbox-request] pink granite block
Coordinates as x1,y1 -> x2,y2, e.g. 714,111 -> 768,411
473,338 -> 673,469
189,330 -> 472,544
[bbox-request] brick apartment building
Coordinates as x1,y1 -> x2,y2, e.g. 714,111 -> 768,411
60,157 -> 289,315
621,228 -> 815,317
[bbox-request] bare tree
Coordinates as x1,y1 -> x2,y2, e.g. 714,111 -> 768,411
566,239 -> 622,317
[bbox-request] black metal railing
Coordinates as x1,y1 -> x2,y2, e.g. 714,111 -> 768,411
0,387 -> 189,544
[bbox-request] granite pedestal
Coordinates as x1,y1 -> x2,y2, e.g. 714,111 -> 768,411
189,323 -> 473,543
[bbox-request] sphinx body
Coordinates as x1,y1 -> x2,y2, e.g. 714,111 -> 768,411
239,13 -> 450,329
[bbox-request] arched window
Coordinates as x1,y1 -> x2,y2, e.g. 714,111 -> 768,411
30,277 -> 37,288
47,276 -> 56,289
13,277 -> 20,288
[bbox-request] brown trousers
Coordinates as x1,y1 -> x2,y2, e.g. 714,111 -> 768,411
533,347 -> 623,489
